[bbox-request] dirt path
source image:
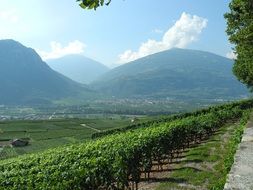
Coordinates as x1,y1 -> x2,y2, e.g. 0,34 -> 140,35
80,124 -> 101,132
224,115 -> 253,190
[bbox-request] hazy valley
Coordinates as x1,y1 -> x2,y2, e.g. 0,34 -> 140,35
0,40 -> 249,113
1,1 -> 252,188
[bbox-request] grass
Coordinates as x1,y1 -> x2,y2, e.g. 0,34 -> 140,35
0,117 -> 138,160
155,120 -> 245,190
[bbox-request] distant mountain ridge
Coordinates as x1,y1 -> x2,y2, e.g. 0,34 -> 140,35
0,40 -> 91,105
91,48 -> 248,100
47,55 -> 109,84
0,40 -> 249,106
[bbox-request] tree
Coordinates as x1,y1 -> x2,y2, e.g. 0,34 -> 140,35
224,0 -> 253,89
77,0 -> 112,10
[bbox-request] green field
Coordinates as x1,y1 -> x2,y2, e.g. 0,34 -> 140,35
0,99 -> 251,190
0,117 -> 143,159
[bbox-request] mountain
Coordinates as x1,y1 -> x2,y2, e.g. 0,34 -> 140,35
0,40 -> 91,105
47,55 -> 109,84
92,48 -> 249,100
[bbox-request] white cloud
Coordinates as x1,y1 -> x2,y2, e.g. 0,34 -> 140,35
37,40 -> 86,60
226,50 -> 237,60
152,29 -> 163,34
0,9 -> 18,23
118,12 -> 208,63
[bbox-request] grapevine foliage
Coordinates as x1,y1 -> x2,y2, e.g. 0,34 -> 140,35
0,99 -> 253,189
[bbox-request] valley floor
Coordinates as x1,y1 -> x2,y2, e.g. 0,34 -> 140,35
138,120 -> 244,190
0,117 -> 136,159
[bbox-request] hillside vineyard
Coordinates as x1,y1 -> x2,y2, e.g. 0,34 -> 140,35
0,99 -> 252,189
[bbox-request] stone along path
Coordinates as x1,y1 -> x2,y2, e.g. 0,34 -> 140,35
224,116 -> 253,190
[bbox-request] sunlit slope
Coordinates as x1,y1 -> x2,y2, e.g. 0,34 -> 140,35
92,48 -> 248,100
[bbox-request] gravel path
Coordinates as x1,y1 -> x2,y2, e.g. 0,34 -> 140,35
224,116 -> 253,190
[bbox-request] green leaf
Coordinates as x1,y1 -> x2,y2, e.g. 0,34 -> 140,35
79,2 -> 87,9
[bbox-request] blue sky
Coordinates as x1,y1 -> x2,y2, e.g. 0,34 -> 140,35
0,0 -> 234,67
